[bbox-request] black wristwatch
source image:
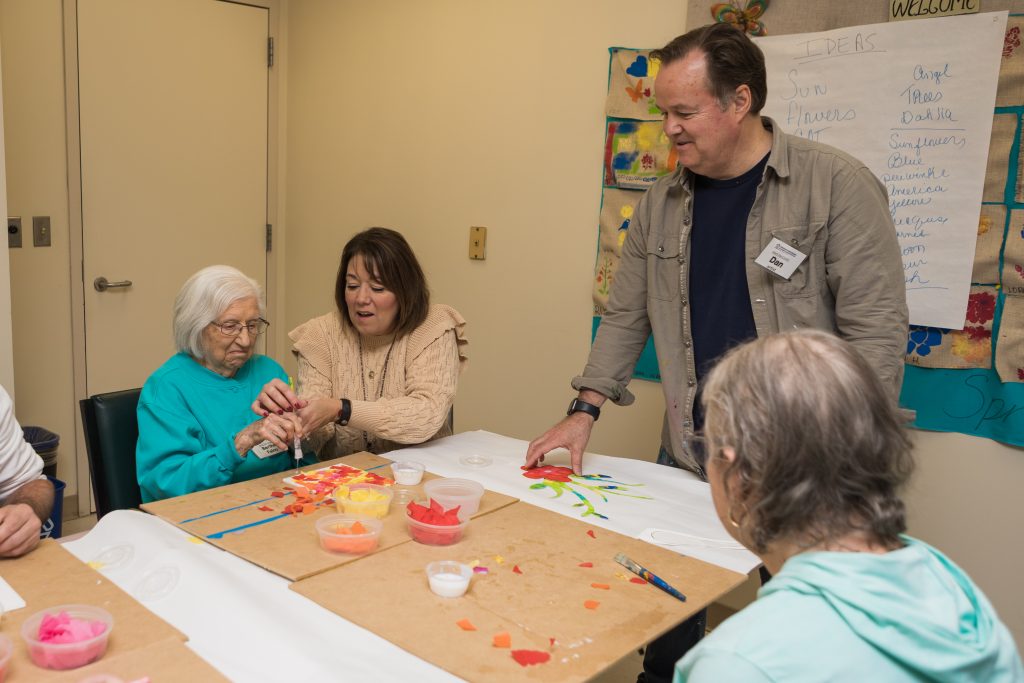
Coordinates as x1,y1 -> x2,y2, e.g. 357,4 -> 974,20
337,398 -> 352,426
567,398 -> 601,421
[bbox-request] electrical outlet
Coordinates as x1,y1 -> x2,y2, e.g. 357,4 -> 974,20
8,217 -> 21,248
469,226 -> 487,260
32,216 -> 51,247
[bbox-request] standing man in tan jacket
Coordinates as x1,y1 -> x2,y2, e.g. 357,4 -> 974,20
525,23 -> 908,683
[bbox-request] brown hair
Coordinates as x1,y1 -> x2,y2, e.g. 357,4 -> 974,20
651,23 -> 767,114
701,330 -> 914,554
335,227 -> 430,337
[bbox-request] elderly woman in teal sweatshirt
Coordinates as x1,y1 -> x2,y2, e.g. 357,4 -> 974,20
676,330 -> 1022,683
137,265 -> 314,503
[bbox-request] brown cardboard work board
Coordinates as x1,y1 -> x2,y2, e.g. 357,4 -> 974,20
142,452 -> 519,581
37,637 -> 229,682
0,541 -> 187,683
291,501 -> 746,683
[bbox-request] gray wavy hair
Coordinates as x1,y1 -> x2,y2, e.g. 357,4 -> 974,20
701,329 -> 914,554
173,265 -> 265,359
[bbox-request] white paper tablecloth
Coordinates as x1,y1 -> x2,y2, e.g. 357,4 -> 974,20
64,510 -> 462,682
63,430 -> 758,682
389,431 -> 759,574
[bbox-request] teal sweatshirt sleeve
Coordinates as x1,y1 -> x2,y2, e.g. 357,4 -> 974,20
136,395 -> 243,503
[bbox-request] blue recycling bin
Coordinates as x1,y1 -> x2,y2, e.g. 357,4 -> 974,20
23,425 -> 59,479
40,476 -> 65,539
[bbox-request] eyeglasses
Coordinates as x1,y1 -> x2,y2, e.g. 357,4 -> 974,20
210,318 -> 269,337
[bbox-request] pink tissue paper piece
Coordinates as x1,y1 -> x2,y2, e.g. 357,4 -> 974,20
38,612 -> 107,644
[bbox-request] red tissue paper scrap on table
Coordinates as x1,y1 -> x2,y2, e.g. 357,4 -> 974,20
511,649 -> 551,667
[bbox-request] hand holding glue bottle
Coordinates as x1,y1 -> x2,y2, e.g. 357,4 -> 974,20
248,376 -> 307,462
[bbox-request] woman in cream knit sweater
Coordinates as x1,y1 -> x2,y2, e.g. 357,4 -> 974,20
253,228 -> 467,458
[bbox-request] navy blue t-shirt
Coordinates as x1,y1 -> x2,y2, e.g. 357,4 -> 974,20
689,153 -> 769,430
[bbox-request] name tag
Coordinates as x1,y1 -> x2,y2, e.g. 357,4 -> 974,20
251,439 -> 285,459
754,237 -> 807,280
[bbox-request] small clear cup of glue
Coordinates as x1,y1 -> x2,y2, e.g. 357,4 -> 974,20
390,461 -> 425,485
425,561 -> 472,598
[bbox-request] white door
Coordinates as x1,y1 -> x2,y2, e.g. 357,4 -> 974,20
77,0 -> 269,396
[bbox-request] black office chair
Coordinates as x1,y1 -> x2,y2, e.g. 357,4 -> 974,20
79,388 -> 143,518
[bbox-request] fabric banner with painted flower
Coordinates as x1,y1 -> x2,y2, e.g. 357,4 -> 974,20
905,287 -> 997,370
590,48 -> 667,382
603,121 -> 677,189
593,188 -> 644,315
605,48 -> 662,121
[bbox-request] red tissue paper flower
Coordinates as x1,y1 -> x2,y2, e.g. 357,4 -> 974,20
520,465 -> 573,483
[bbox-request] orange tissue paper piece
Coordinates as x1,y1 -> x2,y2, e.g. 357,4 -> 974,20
456,619 -> 477,631
549,637 -> 557,648
630,577 -> 648,584
257,505 -> 273,512
511,649 -> 551,667
586,530 -> 596,539
512,565 -> 523,574
492,632 -> 511,648
578,561 -> 593,568
591,583 -> 611,590
270,491 -> 285,498
584,600 -> 601,610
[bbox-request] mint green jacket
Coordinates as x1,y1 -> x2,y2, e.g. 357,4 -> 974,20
676,536 -> 1023,682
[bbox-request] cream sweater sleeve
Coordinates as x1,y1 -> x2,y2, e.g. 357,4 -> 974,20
290,306 -> 468,452
348,326 -> 462,443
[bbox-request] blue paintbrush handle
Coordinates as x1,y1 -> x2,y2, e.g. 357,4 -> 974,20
614,552 -> 687,602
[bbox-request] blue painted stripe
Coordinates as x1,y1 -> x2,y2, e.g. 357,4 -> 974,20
206,513 -> 290,539
179,492 -> 293,524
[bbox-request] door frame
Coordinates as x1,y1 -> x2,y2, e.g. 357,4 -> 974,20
63,0 -> 285,517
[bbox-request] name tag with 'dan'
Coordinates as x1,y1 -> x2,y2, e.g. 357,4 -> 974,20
755,237 -> 807,280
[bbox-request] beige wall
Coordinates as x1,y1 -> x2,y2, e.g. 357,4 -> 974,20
0,24 -> 11,395
0,0 -> 75,490
904,430 -> 1024,643
281,0 -> 678,460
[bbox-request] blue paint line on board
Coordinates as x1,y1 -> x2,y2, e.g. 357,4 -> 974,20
179,492 -> 293,524
206,513 -> 290,539
365,463 -> 390,472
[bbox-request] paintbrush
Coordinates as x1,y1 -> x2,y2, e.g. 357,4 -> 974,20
614,552 -> 687,602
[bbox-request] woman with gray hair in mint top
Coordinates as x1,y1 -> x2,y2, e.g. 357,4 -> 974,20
676,329 -> 1022,682
137,265 -> 315,503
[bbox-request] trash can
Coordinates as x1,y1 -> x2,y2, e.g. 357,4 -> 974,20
40,476 -> 65,540
22,426 -> 59,479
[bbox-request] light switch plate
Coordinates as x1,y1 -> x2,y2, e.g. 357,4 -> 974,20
32,216 -> 51,247
8,217 -> 21,248
469,226 -> 487,260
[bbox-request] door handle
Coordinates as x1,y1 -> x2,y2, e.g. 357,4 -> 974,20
93,277 -> 133,292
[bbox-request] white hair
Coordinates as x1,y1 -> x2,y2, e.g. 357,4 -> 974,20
173,265 -> 265,359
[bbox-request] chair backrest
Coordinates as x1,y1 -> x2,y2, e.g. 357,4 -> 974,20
79,388 -> 143,518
